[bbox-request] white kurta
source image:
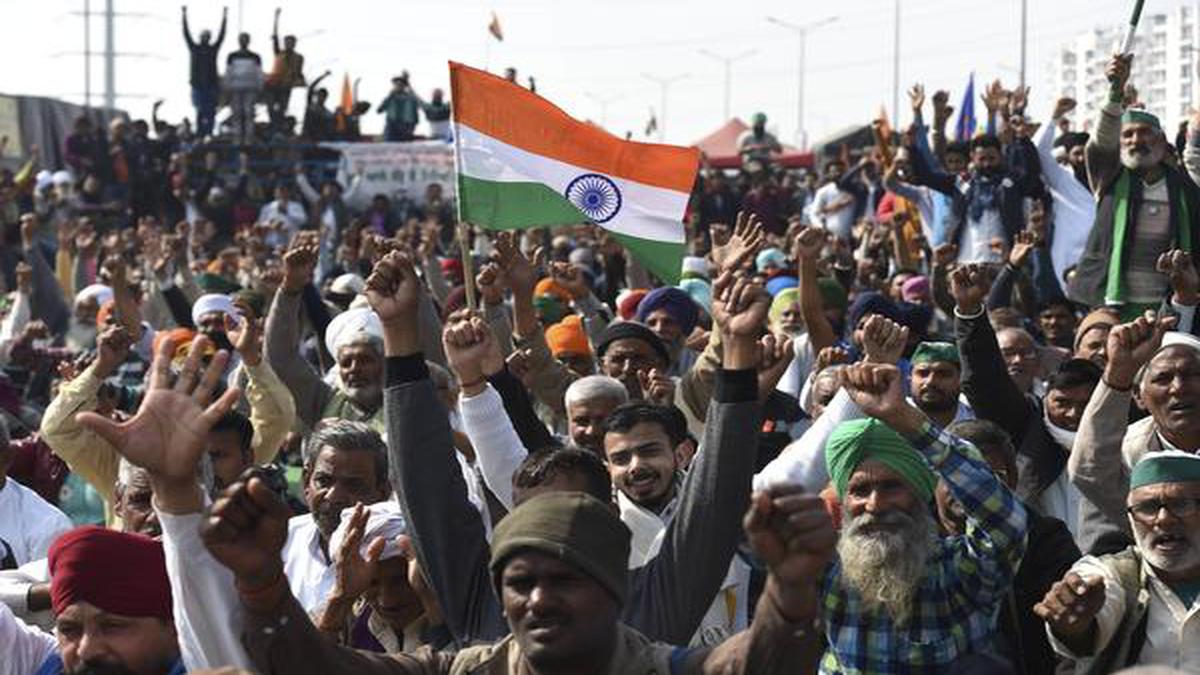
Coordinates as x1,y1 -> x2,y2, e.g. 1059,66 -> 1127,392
282,514 -> 335,614
1048,554 -> 1200,671
159,509 -> 252,671
0,600 -> 55,675
0,478 -> 72,567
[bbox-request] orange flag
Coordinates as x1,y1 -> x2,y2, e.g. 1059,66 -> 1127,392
340,73 -> 354,115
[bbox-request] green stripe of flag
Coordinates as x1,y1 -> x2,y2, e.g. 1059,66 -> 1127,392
609,232 -> 684,285
458,175 -> 683,284
458,175 -> 586,229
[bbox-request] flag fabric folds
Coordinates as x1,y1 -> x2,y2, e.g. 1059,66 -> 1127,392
488,12 -> 504,41
449,61 -> 699,284
955,73 -> 976,143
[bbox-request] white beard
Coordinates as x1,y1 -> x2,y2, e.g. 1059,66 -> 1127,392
343,383 -> 382,410
65,320 -> 97,352
1120,147 -> 1161,171
1132,518 -> 1200,573
837,507 -> 936,625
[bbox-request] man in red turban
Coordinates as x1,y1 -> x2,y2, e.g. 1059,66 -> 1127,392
44,526 -> 182,675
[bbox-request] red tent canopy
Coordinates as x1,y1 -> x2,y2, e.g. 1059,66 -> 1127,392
692,118 -> 814,169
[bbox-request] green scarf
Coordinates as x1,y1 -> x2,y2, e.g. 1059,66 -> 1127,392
1105,169 -> 1192,304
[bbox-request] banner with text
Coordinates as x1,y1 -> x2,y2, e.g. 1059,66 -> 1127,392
326,141 -> 456,209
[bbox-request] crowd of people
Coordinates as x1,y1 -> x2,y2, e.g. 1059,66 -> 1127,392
1,18 -> 1200,674
180,5 -> 449,145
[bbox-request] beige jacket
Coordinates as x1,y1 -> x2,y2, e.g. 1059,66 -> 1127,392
41,359 -> 295,507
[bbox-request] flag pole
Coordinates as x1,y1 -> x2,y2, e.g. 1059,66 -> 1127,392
459,222 -> 477,311
448,61 -> 477,311
1118,0 -> 1147,56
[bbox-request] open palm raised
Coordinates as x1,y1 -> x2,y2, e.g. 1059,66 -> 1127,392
76,334 -> 241,484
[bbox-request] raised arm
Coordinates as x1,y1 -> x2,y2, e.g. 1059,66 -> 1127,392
629,268 -> 764,644
201,476 -> 441,674
906,131 -> 957,196
756,316 -> 905,492
271,7 -> 281,53
1085,54 -> 1130,195
262,240 -> 333,429
227,308 -> 295,464
367,251 -> 507,645
445,308 -> 531,512
930,89 -> 954,167
951,264 -> 1035,442
73,333 -> 249,670
214,7 -> 227,47
182,6 -> 195,47
794,226 -> 837,355
39,327 -> 133,505
1069,313 -> 1175,538
493,231 -> 574,416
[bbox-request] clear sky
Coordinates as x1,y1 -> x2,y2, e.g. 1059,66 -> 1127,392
0,0 -> 1185,148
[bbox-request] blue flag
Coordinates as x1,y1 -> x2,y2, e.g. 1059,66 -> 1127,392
955,73 -> 976,143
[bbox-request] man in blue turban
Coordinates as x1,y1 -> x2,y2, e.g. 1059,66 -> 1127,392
635,287 -> 700,377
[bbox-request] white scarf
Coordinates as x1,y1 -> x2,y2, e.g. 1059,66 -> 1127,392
615,488 -> 750,646
1043,406 -> 1077,454
616,490 -> 671,569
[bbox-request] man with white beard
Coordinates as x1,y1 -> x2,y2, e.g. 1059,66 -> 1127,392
66,284 -> 112,351
819,361 -> 1028,672
1069,53 -> 1200,317
265,240 -> 387,433
1037,451 -> 1200,672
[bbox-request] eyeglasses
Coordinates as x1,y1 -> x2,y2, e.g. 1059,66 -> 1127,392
1126,497 -> 1200,524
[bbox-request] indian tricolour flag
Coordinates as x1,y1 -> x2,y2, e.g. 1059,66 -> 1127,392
449,61 -> 699,284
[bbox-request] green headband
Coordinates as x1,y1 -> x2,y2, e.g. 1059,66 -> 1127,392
533,294 -> 569,324
911,341 -> 960,366
825,419 -> 937,502
1130,451 -> 1200,489
1121,109 -> 1162,132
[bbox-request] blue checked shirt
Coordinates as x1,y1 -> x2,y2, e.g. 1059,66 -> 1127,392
819,422 -> 1028,674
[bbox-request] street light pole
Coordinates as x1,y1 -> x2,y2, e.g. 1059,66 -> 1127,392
585,92 -> 624,128
643,72 -> 688,141
698,48 -> 757,121
767,15 -> 837,150
893,0 -> 901,123
1019,0 -> 1028,89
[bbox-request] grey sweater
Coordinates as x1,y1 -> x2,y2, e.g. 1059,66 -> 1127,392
383,355 -> 761,646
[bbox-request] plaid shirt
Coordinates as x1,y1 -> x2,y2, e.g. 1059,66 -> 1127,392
819,422 -> 1028,674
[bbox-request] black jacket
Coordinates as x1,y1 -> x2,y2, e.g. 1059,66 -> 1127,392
955,310 -> 1067,502
999,510 -> 1081,675
908,137 -> 1043,252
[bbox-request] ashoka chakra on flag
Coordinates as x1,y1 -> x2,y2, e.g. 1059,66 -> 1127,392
565,174 -> 622,223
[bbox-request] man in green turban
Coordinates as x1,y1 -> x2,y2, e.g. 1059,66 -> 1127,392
818,361 -> 1027,672
1037,450 -> 1200,671
909,341 -> 973,428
